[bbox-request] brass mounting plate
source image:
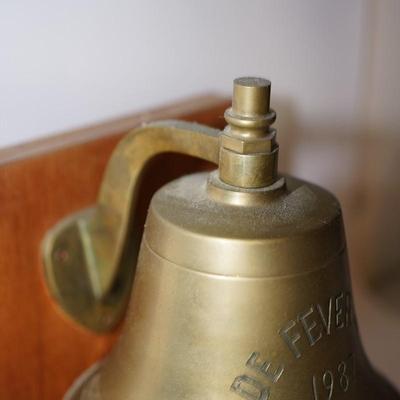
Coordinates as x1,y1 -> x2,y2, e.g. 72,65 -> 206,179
42,208 -> 131,332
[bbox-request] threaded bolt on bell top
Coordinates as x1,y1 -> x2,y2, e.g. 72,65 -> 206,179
219,77 -> 279,189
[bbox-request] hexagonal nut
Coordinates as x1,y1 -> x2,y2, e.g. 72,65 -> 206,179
220,132 -> 275,154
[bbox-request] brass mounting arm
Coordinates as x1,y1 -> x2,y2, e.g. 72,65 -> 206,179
43,120 -> 220,332
43,77 -> 279,332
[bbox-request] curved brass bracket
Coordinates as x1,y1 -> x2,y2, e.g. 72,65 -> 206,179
42,77 -> 279,332
42,120 -> 220,332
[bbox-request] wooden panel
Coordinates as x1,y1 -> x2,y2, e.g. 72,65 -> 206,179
0,96 -> 229,400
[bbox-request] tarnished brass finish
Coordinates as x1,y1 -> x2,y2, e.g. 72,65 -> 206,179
43,77 -> 399,400
42,121 -> 220,331
220,78 -> 278,188
219,145 -> 278,188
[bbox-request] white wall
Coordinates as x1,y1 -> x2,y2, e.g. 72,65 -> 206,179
364,0 -> 400,136
0,0 -> 398,148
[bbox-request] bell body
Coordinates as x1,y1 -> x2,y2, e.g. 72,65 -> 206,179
67,171 -> 398,400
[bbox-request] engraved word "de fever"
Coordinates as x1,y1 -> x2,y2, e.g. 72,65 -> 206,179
279,291 -> 352,359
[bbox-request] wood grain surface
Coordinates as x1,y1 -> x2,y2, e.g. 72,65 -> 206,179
0,96 -> 229,400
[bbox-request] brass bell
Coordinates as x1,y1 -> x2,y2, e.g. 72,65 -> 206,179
43,77 -> 399,399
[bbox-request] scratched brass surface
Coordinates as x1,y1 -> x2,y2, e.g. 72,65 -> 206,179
43,77 -> 399,399
66,171 -> 398,400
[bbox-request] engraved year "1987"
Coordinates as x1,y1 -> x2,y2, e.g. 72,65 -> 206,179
312,355 -> 354,399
